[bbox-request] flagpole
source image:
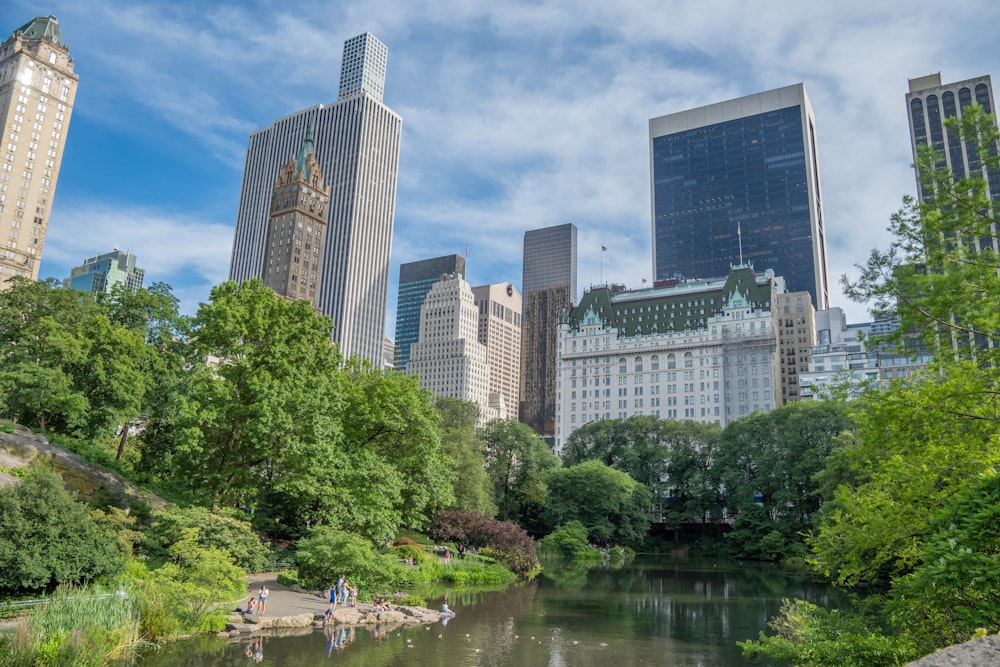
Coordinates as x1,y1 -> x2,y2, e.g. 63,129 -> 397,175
600,246 -> 606,285
737,222 -> 743,265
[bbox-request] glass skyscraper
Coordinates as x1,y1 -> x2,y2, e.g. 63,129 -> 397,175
906,73 -> 1000,207
394,254 -> 466,371
649,84 -> 829,309
520,223 -> 577,439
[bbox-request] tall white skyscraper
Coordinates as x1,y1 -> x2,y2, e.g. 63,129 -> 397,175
407,273 -> 495,422
229,33 -> 401,365
339,33 -> 387,103
472,282 -> 522,421
0,16 -> 78,287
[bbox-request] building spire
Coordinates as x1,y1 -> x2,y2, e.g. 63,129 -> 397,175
294,118 -> 316,180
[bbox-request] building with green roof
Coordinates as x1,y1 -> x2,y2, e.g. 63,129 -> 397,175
554,265 -> 786,452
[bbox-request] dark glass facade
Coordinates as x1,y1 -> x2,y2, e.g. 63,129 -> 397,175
651,103 -> 825,308
907,74 -> 1000,209
521,223 -> 577,438
394,254 -> 466,370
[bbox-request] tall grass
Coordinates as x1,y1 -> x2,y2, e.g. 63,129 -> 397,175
0,586 -> 146,667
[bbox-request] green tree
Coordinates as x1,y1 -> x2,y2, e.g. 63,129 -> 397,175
0,466 -> 125,593
0,278 -> 93,433
481,419 -> 560,527
715,402 -> 851,560
844,104 -> 1000,365
437,397 -> 495,514
809,364 -> 1000,586
887,468 -> 1000,652
322,361 -> 454,540
148,279 -> 344,510
543,459 -> 651,548
141,506 -> 268,572
561,416 -> 672,497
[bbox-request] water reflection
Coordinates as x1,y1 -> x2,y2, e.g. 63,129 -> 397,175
134,557 -> 849,667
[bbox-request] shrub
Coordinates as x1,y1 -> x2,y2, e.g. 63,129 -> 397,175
0,465 -> 125,594
391,544 -> 428,564
428,510 -> 537,574
276,570 -> 300,589
295,527 -> 409,597
392,536 -> 421,548
141,506 -> 268,572
739,598 -> 919,667
540,521 -> 597,560
126,532 -> 246,639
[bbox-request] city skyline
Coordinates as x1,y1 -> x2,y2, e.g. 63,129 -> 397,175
229,33 -> 401,365
7,1 -> 1000,328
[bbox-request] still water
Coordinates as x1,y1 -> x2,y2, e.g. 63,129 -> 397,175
137,557 -> 847,666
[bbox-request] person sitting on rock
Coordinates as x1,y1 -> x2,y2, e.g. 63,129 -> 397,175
245,597 -> 256,615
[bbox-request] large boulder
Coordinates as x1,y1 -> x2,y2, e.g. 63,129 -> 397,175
905,636 -> 1000,667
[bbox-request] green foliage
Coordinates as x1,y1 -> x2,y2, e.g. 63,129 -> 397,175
140,506 -> 268,572
543,460 -> 651,549
0,421 -> 13,434
716,401 -> 852,561
424,555 -> 517,586
0,466 -> 125,594
563,416 -> 721,503
887,468 -> 1000,653
810,364 -> 1000,586
327,361 -> 455,540
739,598 -> 918,667
391,544 -> 428,564
125,532 -> 245,639
0,278 -> 151,442
843,105 -> 1000,365
481,419 -> 559,528
145,279 -> 344,511
276,570 -> 300,588
294,527 -> 407,596
437,397 -> 495,515
539,520 -> 603,561
0,585 -> 144,667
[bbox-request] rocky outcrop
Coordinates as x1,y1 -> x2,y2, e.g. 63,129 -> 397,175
905,636 -> 1000,666
0,425 -> 166,509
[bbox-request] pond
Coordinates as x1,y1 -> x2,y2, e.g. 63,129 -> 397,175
135,556 -> 848,666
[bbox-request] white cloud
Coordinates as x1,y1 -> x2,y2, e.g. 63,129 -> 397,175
11,0 -> 1000,327
39,200 -> 233,314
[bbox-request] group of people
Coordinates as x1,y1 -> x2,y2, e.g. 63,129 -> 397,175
324,574 -> 358,622
241,585 -> 269,616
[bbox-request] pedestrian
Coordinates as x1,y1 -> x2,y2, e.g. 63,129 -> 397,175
257,585 -> 269,615
444,548 -> 451,565
350,585 -> 358,607
340,577 -> 350,605
328,580 -> 339,613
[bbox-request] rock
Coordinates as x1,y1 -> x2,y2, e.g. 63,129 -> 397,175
239,613 -> 315,630
905,636 -> 1000,667
226,623 -> 256,634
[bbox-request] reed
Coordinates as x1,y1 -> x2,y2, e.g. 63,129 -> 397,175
0,586 -> 145,667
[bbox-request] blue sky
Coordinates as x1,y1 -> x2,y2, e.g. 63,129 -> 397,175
6,0 -> 1000,328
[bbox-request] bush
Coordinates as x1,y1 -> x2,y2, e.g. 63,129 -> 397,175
391,544 -> 428,564
540,521 -> 600,560
392,536 -> 422,548
739,598 -> 919,667
276,570 -> 300,589
141,506 -> 268,572
295,527 -> 409,597
0,465 -> 125,594
126,532 -> 246,639
427,511 -> 537,574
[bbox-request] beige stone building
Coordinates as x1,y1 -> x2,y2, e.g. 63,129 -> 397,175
0,16 -> 78,287
774,291 -> 816,403
472,282 -> 522,421
407,273 -> 495,421
262,121 -> 329,308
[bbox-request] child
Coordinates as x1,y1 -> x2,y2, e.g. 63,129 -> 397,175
349,585 -> 358,607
